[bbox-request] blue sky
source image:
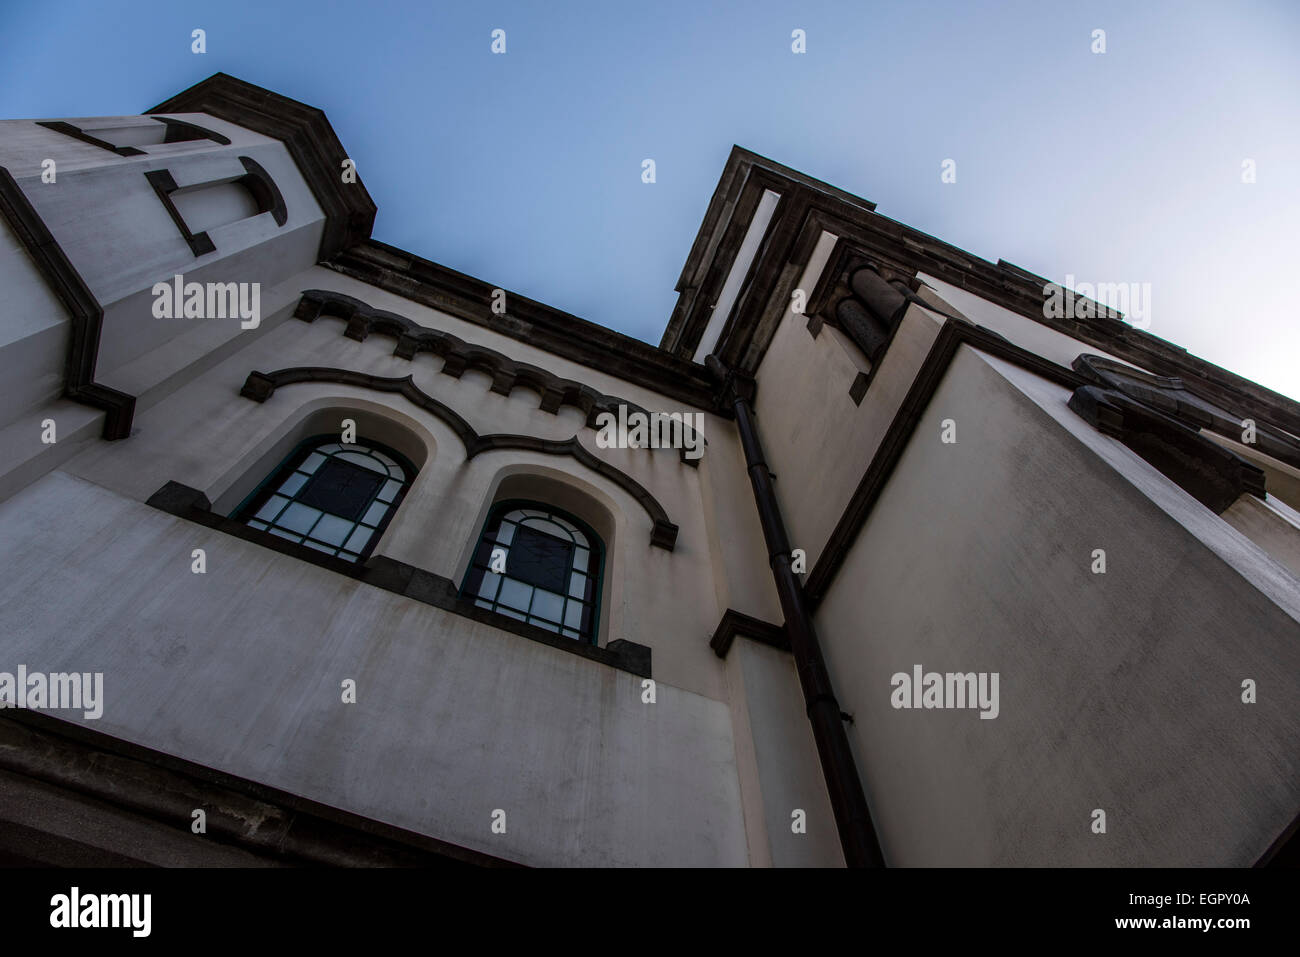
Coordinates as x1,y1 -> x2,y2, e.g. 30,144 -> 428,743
4,0 -> 1298,399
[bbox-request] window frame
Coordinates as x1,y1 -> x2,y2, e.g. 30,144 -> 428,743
459,498 -> 606,646
230,433 -> 416,562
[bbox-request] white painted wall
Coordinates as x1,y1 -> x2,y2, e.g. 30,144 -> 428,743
813,347 -> 1300,865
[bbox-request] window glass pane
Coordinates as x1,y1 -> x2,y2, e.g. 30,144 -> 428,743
269,527 -> 300,541
278,502 -> 321,535
498,578 -> 532,612
460,502 -> 601,643
339,551 -> 360,562
344,525 -> 374,554
255,495 -> 290,522
336,451 -> 387,473
507,525 -> 572,593
312,513 -> 354,546
318,444 -> 342,453
523,518 -> 571,541
277,472 -> 308,496
300,452 -> 326,472
299,459 -> 384,520
568,572 -> 587,599
303,540 -> 335,554
530,589 -> 563,625
362,500 -> 388,527
564,601 -> 583,629
248,520 -> 268,530
376,479 -> 402,503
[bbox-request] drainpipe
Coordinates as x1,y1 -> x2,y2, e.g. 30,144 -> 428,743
707,354 -> 885,868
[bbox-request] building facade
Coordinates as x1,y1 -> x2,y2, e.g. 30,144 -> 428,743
0,74 -> 1296,867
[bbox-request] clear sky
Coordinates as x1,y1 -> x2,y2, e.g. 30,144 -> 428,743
3,0 -> 1298,399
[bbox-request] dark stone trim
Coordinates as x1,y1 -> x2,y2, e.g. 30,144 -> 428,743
146,481 -> 654,678
150,115 -> 231,145
662,146 -> 877,357
324,241 -> 723,415
805,321 -> 1085,607
670,170 -> 789,361
34,120 -> 146,156
295,289 -> 704,465
144,167 -> 216,256
1074,354 -> 1300,473
0,166 -> 134,439
0,709 -> 521,867
848,372 -> 870,406
1068,385 -> 1266,514
708,608 -> 789,658
239,154 -> 289,226
36,117 -> 232,155
149,73 -> 377,262
239,366 -> 680,550
670,147 -> 1300,446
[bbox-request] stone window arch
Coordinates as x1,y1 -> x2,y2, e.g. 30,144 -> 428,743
460,500 -> 605,644
232,433 -> 416,562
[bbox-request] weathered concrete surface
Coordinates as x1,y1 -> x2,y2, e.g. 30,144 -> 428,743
816,346 -> 1300,866
0,470 -> 751,867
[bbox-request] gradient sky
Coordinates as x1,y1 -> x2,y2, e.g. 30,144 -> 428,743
4,0 -> 1298,399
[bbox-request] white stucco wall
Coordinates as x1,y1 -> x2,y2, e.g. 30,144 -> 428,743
814,346 -> 1300,866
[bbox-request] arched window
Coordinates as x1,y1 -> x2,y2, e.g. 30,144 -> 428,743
461,501 -> 604,644
232,435 -> 415,562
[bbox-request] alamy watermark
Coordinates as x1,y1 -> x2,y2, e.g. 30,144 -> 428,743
594,405 -> 705,460
1043,275 -> 1151,329
0,665 -> 103,719
152,273 -> 260,329
891,664 -> 999,719
50,887 -> 150,937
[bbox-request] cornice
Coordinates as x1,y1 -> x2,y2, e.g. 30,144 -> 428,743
668,149 -> 1300,443
293,289 -> 704,466
148,73 -> 375,261
325,240 -> 722,414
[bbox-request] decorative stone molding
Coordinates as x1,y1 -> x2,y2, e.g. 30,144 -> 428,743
238,367 -> 680,550
0,166 -> 134,438
1068,384 -> 1266,514
295,289 -> 705,465
708,608 -> 789,658
1073,354 -> 1300,472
